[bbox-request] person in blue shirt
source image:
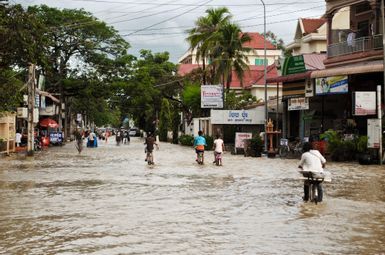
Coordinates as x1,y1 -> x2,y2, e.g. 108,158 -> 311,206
193,130 -> 207,164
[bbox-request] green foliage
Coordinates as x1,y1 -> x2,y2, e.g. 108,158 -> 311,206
159,99 -> 171,141
179,134 -> 194,146
204,135 -> 214,151
0,69 -> 23,112
356,136 -> 368,153
171,105 -> 181,144
225,90 -> 259,110
321,129 -> 369,161
182,81 -> 202,117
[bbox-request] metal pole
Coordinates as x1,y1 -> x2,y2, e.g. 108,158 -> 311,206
381,0 -> 385,163
260,0 -> 268,152
377,85 -> 382,165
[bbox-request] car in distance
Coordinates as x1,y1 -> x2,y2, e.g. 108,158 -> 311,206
128,128 -> 140,137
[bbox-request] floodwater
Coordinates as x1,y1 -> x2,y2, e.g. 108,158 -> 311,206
0,137 -> 385,255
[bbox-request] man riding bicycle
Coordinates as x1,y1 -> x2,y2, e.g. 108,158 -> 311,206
144,132 -> 158,164
193,130 -> 207,164
298,142 -> 326,202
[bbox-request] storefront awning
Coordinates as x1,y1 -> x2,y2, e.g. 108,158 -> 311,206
267,71 -> 311,83
311,63 -> 383,78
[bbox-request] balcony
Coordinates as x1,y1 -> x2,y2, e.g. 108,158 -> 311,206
327,34 -> 383,58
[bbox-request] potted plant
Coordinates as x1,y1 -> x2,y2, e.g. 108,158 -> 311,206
356,135 -> 371,165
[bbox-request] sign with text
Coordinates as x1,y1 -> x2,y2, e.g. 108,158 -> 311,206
201,85 -> 223,108
211,109 -> 265,125
315,76 -> 348,95
288,97 -> 309,111
282,55 -> 306,75
235,132 -> 252,149
367,119 -> 381,148
354,91 -> 376,116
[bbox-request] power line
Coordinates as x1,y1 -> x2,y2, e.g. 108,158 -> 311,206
70,0 -> 324,7
126,0 -> 214,36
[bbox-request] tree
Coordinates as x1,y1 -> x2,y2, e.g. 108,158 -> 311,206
186,7 -> 231,84
262,31 -> 291,57
212,23 -> 251,92
171,103 -> 181,144
0,69 -> 23,112
159,98 -> 171,142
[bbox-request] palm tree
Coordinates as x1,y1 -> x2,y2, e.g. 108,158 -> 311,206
186,7 -> 231,85
212,23 -> 251,92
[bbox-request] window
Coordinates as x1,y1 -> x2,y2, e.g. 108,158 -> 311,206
255,58 -> 267,66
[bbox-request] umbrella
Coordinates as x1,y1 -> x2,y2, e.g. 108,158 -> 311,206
39,118 -> 59,128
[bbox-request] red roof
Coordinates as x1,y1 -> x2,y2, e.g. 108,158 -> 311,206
301,18 -> 326,34
177,64 -> 279,88
303,53 -> 326,70
242,32 -> 276,50
178,64 -> 200,76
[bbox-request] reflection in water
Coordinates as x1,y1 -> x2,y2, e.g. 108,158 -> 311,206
0,138 -> 385,254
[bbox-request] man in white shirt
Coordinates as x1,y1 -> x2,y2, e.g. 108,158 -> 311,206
15,131 -> 22,147
213,134 -> 225,165
298,142 -> 326,202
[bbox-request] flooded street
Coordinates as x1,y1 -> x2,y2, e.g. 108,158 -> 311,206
0,137 -> 385,254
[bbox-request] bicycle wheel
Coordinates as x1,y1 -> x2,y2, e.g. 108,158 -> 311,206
308,183 -> 315,203
279,146 -> 288,158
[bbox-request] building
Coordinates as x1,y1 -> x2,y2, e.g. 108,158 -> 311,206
178,32 -> 282,102
310,0 -> 384,137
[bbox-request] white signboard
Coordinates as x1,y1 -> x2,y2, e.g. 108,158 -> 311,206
201,85 -> 223,108
354,91 -> 376,116
288,97 -> 309,111
211,109 -> 265,125
17,107 -> 28,118
235,132 -> 252,149
367,119 -> 381,148
315,76 -> 348,95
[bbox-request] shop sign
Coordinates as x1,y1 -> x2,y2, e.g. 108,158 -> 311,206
367,119 -> 381,148
235,132 -> 252,149
201,85 -> 223,108
315,76 -> 348,95
211,109 -> 265,125
282,55 -> 306,75
17,107 -> 28,118
288,97 -> 309,111
354,91 -> 376,116
305,79 -> 314,97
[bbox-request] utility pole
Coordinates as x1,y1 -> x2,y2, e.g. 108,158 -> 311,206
381,0 -> 385,163
27,64 -> 36,156
259,0 -> 268,152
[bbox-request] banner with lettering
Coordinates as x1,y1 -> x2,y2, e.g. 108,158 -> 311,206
211,109 -> 265,125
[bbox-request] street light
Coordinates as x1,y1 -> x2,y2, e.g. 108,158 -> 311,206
259,0 -> 268,152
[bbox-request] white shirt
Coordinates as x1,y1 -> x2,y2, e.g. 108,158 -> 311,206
15,133 -> 22,143
298,150 -> 326,173
213,138 -> 224,153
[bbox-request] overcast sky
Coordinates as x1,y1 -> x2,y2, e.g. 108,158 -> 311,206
13,0 -> 326,63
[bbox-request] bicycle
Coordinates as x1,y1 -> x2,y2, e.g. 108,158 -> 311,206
197,151 -> 204,165
146,150 -> 154,165
214,152 -> 222,166
75,138 -> 83,154
279,138 -> 303,158
300,171 -> 324,204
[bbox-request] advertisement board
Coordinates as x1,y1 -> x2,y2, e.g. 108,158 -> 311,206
288,97 -> 309,111
315,76 -> 348,95
201,85 -> 223,108
211,109 -> 265,125
235,132 -> 252,149
354,91 -> 376,116
367,119 -> 381,148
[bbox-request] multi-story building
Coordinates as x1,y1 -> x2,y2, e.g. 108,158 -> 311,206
310,0 -> 384,136
178,32 -> 282,101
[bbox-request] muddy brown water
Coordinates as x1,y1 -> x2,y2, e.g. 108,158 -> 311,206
0,137 -> 384,254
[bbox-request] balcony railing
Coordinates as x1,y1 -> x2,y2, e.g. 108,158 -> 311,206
327,34 -> 383,58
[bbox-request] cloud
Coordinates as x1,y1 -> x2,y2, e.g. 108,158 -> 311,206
15,0 -> 326,62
